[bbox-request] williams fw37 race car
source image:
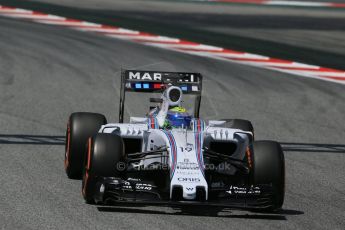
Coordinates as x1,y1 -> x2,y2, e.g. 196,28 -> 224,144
64,70 -> 285,211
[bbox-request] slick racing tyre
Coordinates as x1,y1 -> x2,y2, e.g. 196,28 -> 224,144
82,133 -> 125,204
222,119 -> 254,139
252,141 -> 285,211
64,112 -> 107,179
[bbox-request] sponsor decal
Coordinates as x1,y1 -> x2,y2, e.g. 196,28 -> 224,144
176,162 -> 200,170
122,181 -> 153,191
175,171 -> 199,175
178,74 -> 196,83
186,187 -> 194,191
135,184 -> 152,191
226,185 -> 261,195
127,72 -> 199,83
178,177 -> 201,182
128,72 -> 162,81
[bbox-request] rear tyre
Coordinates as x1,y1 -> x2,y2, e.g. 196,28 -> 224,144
64,112 -> 107,179
252,141 -> 285,211
82,133 -> 125,204
221,119 -> 254,139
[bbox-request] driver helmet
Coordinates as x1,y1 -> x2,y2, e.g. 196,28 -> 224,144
164,106 -> 192,129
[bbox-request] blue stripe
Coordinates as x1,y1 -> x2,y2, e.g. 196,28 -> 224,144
193,119 -> 205,132
195,132 -> 205,176
162,131 -> 177,178
169,132 -> 177,177
155,117 -> 159,129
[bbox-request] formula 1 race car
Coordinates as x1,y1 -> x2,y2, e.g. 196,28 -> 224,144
64,70 -> 285,211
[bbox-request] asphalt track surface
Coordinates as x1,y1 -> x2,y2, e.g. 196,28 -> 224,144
0,1 -> 345,230
1,0 -> 345,69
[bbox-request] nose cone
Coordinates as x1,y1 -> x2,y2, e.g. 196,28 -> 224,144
168,130 -> 208,201
173,177 -> 207,200
183,186 -> 197,200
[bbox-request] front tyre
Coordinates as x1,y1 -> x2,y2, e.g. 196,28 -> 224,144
64,112 -> 107,179
82,133 -> 125,204
252,141 -> 285,211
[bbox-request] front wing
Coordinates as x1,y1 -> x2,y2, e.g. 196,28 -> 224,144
92,177 -> 276,210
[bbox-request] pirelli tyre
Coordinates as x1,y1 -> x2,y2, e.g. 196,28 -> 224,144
252,141 -> 285,211
222,119 -> 254,139
82,133 -> 125,204
64,112 -> 107,179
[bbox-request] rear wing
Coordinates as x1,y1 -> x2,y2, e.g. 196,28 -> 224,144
119,70 -> 203,123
